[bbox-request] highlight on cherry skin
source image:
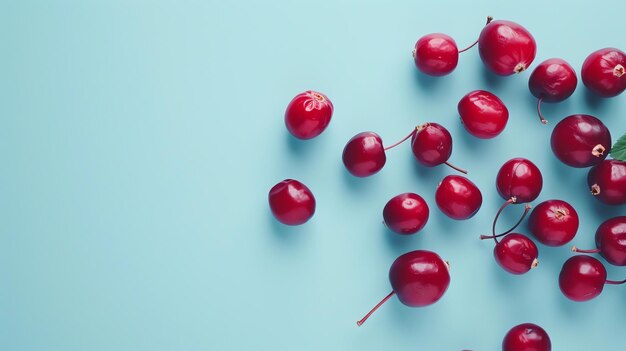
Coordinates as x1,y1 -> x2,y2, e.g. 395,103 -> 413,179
478,19 -> 536,76
458,90 -> 509,139
356,250 -> 450,326
559,255 -> 626,302
528,58 -> 578,124
502,323 -> 551,351
587,159 -> 626,205
383,193 -> 429,235
284,91 -> 333,140
435,175 -> 483,220
268,179 -> 316,225
573,216 -> 626,266
412,16 -> 492,76
550,115 -> 611,168
528,199 -> 579,247
581,47 -> 626,98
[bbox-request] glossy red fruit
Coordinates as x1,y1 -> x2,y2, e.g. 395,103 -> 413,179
496,158 -> 543,203
581,48 -> 626,97
478,20 -> 536,76
587,160 -> 626,205
494,233 -> 539,274
528,199 -> 579,246
342,132 -> 386,177
411,123 -> 467,173
268,179 -> 316,225
284,91 -> 333,139
411,123 -> 452,166
413,33 -> 458,76
529,58 -> 578,124
383,193 -> 429,235
559,255 -> 607,302
573,216 -> 626,266
357,250 -> 450,326
550,115 -> 611,168
435,175 -> 483,220
502,323 -> 551,351
458,90 -> 509,139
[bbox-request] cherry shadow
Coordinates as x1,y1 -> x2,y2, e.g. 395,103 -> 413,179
267,212 -> 311,245
480,65 -> 508,90
382,224 -> 423,254
583,88 -> 606,110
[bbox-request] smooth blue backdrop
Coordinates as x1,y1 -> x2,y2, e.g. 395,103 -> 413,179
2,1 -> 626,350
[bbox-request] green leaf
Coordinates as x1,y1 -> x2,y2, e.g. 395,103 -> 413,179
610,133 -> 626,161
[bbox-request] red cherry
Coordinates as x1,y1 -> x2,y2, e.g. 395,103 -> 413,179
383,193 -> 429,235
496,158 -> 543,203
412,17 -> 493,76
550,115 -> 611,168
342,132 -> 386,177
458,90 -> 509,139
413,33 -> 458,76
587,159 -> 626,205
528,199 -> 579,247
502,323 -> 551,351
411,123 -> 467,174
573,216 -> 626,266
558,255 -> 626,302
478,20 -> 536,76
268,179 -> 316,225
356,250 -> 450,326
493,233 -> 539,275
581,48 -> 626,97
528,58 -> 578,124
284,91 -> 333,139
435,175 -> 483,220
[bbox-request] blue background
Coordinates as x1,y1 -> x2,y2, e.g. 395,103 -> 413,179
2,0 -> 626,350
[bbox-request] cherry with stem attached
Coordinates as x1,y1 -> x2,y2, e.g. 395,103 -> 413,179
412,16 -> 492,76
356,250 -> 450,326
572,216 -> 626,266
559,255 -> 626,302
528,58 -> 577,124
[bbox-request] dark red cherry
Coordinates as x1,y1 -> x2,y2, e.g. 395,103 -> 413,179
342,132 -> 386,177
412,17 -> 493,77
458,90 -> 509,139
493,233 -> 539,275
383,193 -> 429,235
435,175 -> 483,220
268,179 -> 316,225
559,255 -> 612,302
357,250 -> 450,326
581,48 -> 626,97
529,58 -> 578,124
573,216 -> 626,266
502,323 -> 551,351
478,20 -> 536,76
413,33 -> 458,76
528,199 -> 579,247
411,123 -> 467,173
550,115 -> 611,168
496,158 -> 543,203
587,159 -> 626,205
284,91 -> 333,139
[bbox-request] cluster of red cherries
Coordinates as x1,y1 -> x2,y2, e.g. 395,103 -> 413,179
268,17 -> 626,351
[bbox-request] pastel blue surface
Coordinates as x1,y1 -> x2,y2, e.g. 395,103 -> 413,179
2,1 -> 626,350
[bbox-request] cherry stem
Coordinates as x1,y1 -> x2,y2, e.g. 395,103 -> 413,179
571,247 -> 600,254
444,161 -> 468,174
356,291 -> 395,326
537,96 -> 548,124
484,197 -> 516,244
480,203 -> 531,241
384,129 -> 416,151
457,16 -> 493,53
605,279 -> 626,285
